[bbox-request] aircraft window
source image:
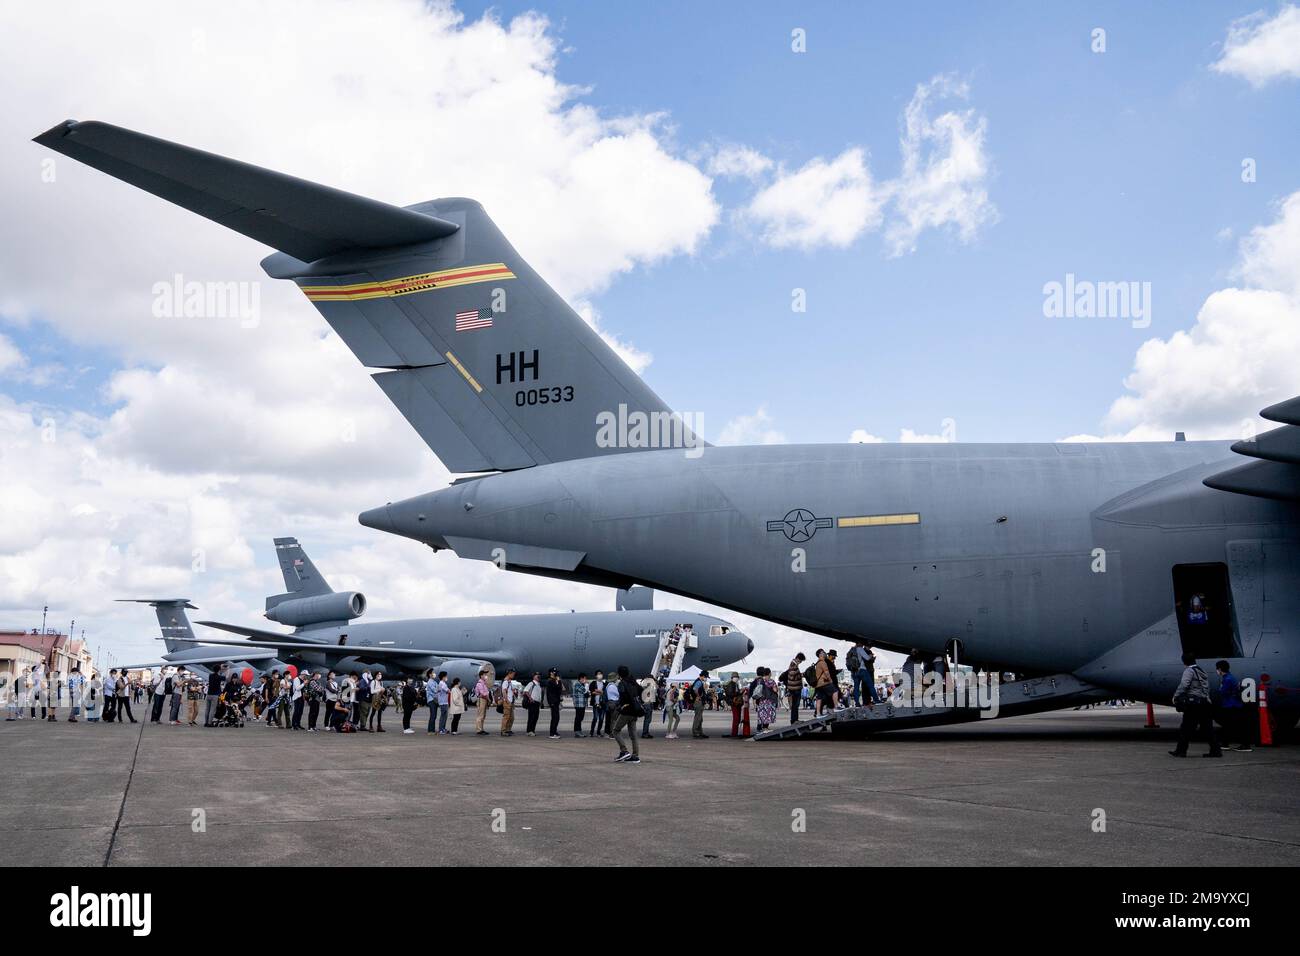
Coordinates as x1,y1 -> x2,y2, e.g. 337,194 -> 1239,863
709,625 -> 729,636
1171,563 -> 1237,658
838,513 -> 920,528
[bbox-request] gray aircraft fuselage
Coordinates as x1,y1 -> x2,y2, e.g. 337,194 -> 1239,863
363,440 -> 1300,706
276,608 -> 747,680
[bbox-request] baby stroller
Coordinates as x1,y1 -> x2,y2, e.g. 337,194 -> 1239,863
214,688 -> 247,727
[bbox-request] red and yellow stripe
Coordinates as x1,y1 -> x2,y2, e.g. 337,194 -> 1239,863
299,262 -> 515,302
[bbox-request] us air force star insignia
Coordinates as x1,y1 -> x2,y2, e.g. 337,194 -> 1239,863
766,508 -> 834,542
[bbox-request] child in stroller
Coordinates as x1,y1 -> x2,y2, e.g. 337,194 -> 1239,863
214,685 -> 247,727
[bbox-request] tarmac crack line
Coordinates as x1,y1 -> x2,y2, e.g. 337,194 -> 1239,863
102,715 -> 146,867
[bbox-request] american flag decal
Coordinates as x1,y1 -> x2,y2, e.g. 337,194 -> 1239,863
455,309 -> 493,332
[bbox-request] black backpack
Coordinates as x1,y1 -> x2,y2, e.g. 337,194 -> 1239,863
846,647 -> 861,671
803,664 -> 818,686
620,679 -> 646,718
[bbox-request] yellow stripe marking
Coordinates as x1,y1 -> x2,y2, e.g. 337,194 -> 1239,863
837,513 -> 921,528
445,351 -> 482,393
299,263 -> 515,302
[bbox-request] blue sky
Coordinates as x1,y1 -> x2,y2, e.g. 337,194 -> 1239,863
1,0 -> 1297,665
458,0 -> 1300,442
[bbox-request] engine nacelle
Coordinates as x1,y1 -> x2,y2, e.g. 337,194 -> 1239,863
437,658 -> 494,690
265,591 -> 366,627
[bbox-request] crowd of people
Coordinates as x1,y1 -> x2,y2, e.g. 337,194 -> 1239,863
3,644 -> 1262,759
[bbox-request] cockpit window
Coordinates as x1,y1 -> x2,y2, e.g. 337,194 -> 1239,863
709,625 -> 729,636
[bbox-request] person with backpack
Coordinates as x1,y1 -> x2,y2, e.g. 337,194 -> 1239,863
1169,653 -> 1222,758
1215,660 -> 1251,752
638,673 -> 658,739
608,665 -> 644,763
498,669 -> 521,736
663,683 -> 683,739
114,671 -> 136,723
522,672 -> 544,736
784,655 -> 806,723
474,669 -> 492,735
750,667 -> 779,733
690,670 -> 710,738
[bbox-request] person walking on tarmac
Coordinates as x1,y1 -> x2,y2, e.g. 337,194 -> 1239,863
545,668 -> 565,739
1169,653 -> 1222,758
1215,660 -> 1252,752
608,665 -> 644,764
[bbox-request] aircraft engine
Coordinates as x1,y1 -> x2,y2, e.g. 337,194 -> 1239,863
265,591 -> 366,627
437,658 -> 494,689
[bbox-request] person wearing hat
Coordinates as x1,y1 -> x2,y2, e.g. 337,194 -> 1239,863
545,667 -> 564,738
690,670 -> 710,738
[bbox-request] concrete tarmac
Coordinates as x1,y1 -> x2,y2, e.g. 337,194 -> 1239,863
2,705 -> 1296,866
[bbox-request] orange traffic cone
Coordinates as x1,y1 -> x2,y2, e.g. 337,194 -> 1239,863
1258,677 -> 1274,746
1144,701 -> 1159,729
742,703 -> 752,737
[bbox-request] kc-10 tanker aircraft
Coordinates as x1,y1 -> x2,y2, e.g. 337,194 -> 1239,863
128,537 -> 749,687
37,120 -> 1300,730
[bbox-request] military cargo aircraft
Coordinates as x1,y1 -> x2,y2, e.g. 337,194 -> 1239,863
38,120 -> 1299,729
150,537 -> 749,686
115,598 -> 286,677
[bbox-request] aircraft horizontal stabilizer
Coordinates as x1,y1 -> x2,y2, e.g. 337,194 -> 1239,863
1204,395 -> 1300,501
32,120 -> 459,264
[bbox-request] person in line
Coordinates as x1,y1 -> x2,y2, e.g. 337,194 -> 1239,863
1215,660 -> 1252,752
499,669 -> 521,736
813,650 -> 840,715
169,670 -> 186,725
638,673 -> 658,739
27,664 -> 44,720
147,669 -> 166,723
355,671 -> 372,732
571,673 -> 589,737
204,666 -> 224,727
588,672 -> 607,738
369,672 -> 388,732
289,670 -> 305,730
751,667 -> 779,733
12,667 -> 30,720
522,671 -> 543,736
401,677 -> 418,734
114,670 -> 135,723
608,665 -> 643,764
65,667 -> 83,723
304,671 -> 322,732
337,673 -> 357,731
545,668 -> 564,739
184,671 -> 203,726
663,683 -> 682,739
784,655 -> 806,723
474,669 -> 492,735
323,671 -> 340,731
433,672 -> 451,734
424,669 -> 441,735
726,671 -> 746,738
448,677 -> 466,734
1169,653 -> 1222,758
690,670 -> 710,738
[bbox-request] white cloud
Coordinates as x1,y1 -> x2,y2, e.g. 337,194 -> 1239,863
849,429 -> 884,443
707,144 -> 775,181
1211,5 -> 1300,86
718,406 -> 786,445
740,74 -> 995,254
744,148 -> 882,250
883,74 -> 997,257
1068,191 -> 1300,442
